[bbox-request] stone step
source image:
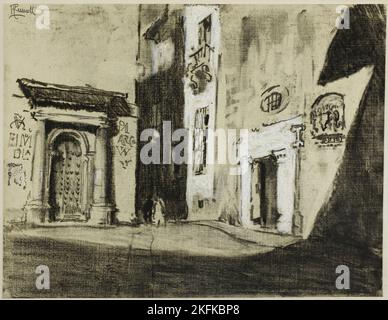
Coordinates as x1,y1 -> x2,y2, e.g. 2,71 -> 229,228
60,213 -> 85,222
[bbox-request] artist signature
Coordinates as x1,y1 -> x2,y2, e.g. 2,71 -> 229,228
9,4 -> 36,20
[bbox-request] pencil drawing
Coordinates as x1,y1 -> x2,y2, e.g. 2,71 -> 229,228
3,3 -> 385,298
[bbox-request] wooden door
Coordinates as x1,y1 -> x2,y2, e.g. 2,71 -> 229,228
49,135 -> 82,220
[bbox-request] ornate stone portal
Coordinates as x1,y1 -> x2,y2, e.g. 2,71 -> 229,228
17,78 -> 135,225
239,116 -> 304,235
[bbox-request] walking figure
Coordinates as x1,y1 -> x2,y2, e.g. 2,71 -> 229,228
153,195 -> 166,227
142,195 -> 154,224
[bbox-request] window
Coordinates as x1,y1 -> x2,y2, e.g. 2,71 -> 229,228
261,92 -> 282,112
198,15 -> 212,46
187,14 -> 214,94
259,85 -> 290,114
193,106 -> 209,175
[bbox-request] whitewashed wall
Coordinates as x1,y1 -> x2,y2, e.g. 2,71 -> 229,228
184,5 -> 220,216
112,116 -> 137,223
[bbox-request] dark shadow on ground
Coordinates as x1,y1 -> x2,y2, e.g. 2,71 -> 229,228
3,231 -> 381,298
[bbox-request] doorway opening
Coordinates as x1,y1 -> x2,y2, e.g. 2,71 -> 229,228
48,133 -> 83,221
250,156 -> 279,229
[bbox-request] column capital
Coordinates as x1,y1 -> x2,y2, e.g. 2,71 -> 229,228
271,148 -> 287,163
97,121 -> 111,129
290,124 -> 305,148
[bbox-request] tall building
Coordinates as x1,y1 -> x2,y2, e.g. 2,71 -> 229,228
135,5 -> 188,219
137,4 -> 378,239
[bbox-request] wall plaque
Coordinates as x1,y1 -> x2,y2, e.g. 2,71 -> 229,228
310,93 -> 346,146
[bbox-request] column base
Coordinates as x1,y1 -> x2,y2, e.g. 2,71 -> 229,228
89,204 -> 117,225
26,201 -> 49,224
292,211 -> 303,236
277,217 -> 293,234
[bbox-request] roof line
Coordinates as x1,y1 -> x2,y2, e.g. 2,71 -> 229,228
17,78 -> 128,98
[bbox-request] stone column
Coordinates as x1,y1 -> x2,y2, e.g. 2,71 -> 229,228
240,156 -> 253,227
26,119 -> 48,223
273,148 -> 296,234
89,126 -> 115,224
291,124 -> 304,235
80,155 -> 90,216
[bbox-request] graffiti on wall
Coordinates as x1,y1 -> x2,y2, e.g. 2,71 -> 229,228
10,112 -> 26,130
186,15 -> 214,95
7,112 -> 33,189
8,113 -> 33,160
7,163 -> 27,189
116,120 -> 136,169
310,93 -> 346,146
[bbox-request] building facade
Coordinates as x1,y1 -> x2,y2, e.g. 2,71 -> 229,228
137,4 -> 375,239
7,79 -> 137,224
135,5 -> 188,220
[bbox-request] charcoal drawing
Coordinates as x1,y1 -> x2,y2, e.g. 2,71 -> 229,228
2,3 -> 385,298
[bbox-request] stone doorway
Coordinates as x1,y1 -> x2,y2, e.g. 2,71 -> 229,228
239,116 -> 304,234
48,133 -> 84,222
250,156 -> 279,229
17,78 -> 136,225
